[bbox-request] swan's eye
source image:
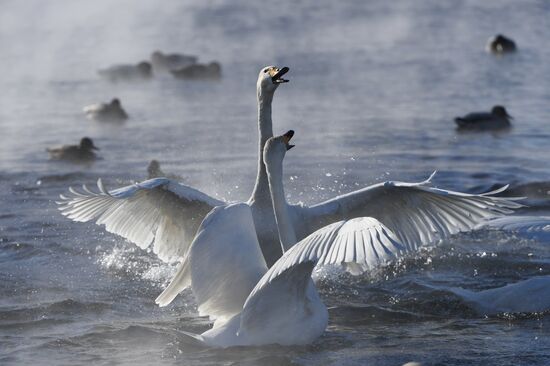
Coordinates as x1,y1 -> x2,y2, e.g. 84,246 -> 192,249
263,68 -> 268,73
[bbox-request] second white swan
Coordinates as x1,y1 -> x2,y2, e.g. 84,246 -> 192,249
157,131 -> 523,346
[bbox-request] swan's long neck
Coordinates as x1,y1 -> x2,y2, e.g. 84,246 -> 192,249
266,156 -> 297,252
249,90 -> 274,203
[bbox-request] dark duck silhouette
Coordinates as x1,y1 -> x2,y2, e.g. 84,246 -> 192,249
455,105 -> 512,131
47,137 -> 100,163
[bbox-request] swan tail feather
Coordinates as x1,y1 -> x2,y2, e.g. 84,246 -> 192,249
155,259 -> 191,307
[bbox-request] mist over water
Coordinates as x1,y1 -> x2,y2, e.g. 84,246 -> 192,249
1,1 -> 550,365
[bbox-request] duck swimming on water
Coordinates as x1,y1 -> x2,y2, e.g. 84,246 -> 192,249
146,160 -> 183,181
487,34 -> 517,54
171,61 -> 221,80
98,61 -> 152,82
150,51 -> 197,72
455,105 -> 513,131
47,137 -> 99,163
83,98 -> 128,122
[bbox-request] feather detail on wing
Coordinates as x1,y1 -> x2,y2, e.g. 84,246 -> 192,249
298,172 -> 524,250
246,217 -> 404,303
57,178 -> 224,263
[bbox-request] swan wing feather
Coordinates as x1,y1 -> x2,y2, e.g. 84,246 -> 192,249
297,172 -> 523,250
57,177 -> 224,263
246,216 -> 404,304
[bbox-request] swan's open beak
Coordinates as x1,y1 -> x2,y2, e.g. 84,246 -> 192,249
283,129 -> 295,150
271,67 -> 289,84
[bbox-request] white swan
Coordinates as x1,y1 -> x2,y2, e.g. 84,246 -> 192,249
157,131 -> 523,347
57,65 -> 290,264
169,132 -> 405,347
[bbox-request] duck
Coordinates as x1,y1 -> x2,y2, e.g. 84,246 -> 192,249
171,62 -> 221,80
150,50 -> 197,72
146,160 -> 183,181
147,159 -> 165,179
455,105 -> 512,131
47,137 -> 99,163
487,34 -> 517,54
98,61 -> 152,82
155,131 -> 522,347
83,98 -> 128,122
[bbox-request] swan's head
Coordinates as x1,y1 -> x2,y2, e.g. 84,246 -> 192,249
264,130 -> 294,168
257,66 -> 289,96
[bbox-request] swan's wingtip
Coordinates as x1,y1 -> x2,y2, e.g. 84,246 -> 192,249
96,178 -> 112,196
422,170 -> 437,185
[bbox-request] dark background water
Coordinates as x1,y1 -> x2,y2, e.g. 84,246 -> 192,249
1,0 -> 550,365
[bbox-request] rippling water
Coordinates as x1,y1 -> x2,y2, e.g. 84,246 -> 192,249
1,0 -> 550,365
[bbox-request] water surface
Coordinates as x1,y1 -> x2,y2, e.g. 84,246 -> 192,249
1,1 -> 550,365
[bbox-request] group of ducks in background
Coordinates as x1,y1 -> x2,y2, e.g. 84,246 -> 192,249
97,50 -> 222,82
46,49 -> 222,169
46,34 -> 517,166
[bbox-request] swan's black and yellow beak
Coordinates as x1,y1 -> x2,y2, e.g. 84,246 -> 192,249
270,67 -> 289,84
283,130 -> 295,150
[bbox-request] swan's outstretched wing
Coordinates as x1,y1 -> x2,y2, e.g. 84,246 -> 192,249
57,178 -> 224,263
295,173 -> 523,250
249,217 -> 403,298
239,217 -> 404,335
156,203 -> 268,323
